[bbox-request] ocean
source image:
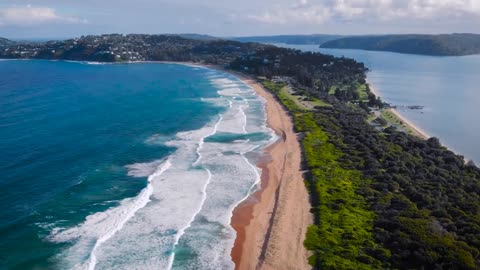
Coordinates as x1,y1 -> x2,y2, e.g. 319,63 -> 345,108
0,60 -> 274,269
275,44 -> 480,164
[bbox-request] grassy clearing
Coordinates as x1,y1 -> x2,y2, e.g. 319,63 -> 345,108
328,86 -> 338,95
380,109 -> 416,135
328,82 -> 368,102
366,113 -> 378,123
310,98 -> 332,108
262,80 -> 331,110
356,84 -> 368,101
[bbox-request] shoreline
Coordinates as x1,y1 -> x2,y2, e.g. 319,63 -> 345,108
5,58 -> 312,268
97,60 -> 313,268
388,108 -> 429,140
367,78 -> 477,164
367,80 -> 430,140
173,61 -> 312,269
227,71 -> 312,269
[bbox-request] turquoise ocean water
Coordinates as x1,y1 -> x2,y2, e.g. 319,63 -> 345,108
0,60 -> 274,269
276,44 -> 480,164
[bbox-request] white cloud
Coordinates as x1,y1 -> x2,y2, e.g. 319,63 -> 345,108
248,2 -> 331,25
248,0 -> 480,25
0,5 -> 87,26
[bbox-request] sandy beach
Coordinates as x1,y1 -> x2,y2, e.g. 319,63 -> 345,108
388,108 -> 430,139
149,61 -> 312,268
368,81 -> 430,140
228,72 -> 312,270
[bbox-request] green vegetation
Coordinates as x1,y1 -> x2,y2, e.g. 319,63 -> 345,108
310,98 -> 331,108
327,82 -> 379,107
262,81 -> 331,112
264,74 -> 480,269
263,82 -> 382,269
380,109 -> 402,125
321,34 -> 480,56
5,33 -> 480,269
380,109 -> 419,136
356,84 -> 368,101
231,34 -> 343,45
316,104 -> 480,269
327,86 -> 337,95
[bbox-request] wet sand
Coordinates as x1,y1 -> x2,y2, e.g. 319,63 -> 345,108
228,73 -> 312,270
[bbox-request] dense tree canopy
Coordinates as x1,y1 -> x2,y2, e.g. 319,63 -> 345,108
321,34 -> 480,56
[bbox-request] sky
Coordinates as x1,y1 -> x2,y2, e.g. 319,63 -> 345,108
0,0 -> 479,39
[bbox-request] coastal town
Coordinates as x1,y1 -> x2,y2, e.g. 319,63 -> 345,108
0,34 -> 260,63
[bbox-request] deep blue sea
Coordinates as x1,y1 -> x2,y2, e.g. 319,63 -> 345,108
276,44 -> 480,164
0,60 -> 273,269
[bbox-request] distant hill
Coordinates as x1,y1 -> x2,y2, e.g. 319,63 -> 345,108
0,37 -> 15,47
320,34 -> 480,56
231,34 -> 343,45
171,33 -> 221,41
0,34 -> 267,63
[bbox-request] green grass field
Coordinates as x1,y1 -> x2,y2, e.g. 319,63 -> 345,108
380,109 -> 417,135
356,84 -> 368,101
262,81 -> 331,110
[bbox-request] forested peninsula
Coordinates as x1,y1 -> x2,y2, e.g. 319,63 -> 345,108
320,34 -> 480,56
231,33 -> 480,56
2,34 -> 480,269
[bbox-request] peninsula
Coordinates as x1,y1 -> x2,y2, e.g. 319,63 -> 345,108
320,33 -> 480,56
232,33 -> 480,56
2,34 -> 480,269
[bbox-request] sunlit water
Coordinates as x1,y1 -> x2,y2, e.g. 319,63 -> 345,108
0,60 -> 274,269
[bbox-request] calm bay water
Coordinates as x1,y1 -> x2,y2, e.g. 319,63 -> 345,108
0,60 -> 273,269
277,44 -> 480,164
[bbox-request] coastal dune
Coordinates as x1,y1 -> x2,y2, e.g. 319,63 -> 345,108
230,74 -> 312,270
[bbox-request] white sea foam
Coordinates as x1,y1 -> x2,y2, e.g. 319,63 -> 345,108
239,104 -> 248,134
167,168 -> 212,269
144,133 -> 172,145
125,160 -> 165,177
50,160 -> 172,270
194,115 -> 223,166
162,71 -> 276,269
48,67 -> 276,270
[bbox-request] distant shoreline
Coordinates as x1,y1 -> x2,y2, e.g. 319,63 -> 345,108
367,80 -> 430,140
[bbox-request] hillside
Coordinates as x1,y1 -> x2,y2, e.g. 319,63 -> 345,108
231,34 -> 343,45
320,34 -> 480,56
0,34 -> 365,92
0,37 -> 15,47
171,33 -> 221,41
0,34 -> 263,63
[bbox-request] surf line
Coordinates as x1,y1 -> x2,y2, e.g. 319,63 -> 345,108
167,113 -> 223,269
85,160 -> 172,270
193,114 -> 223,167
239,101 -> 248,134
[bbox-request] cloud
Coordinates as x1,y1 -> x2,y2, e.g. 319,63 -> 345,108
248,1 -> 331,25
0,5 -> 87,26
248,0 -> 480,25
